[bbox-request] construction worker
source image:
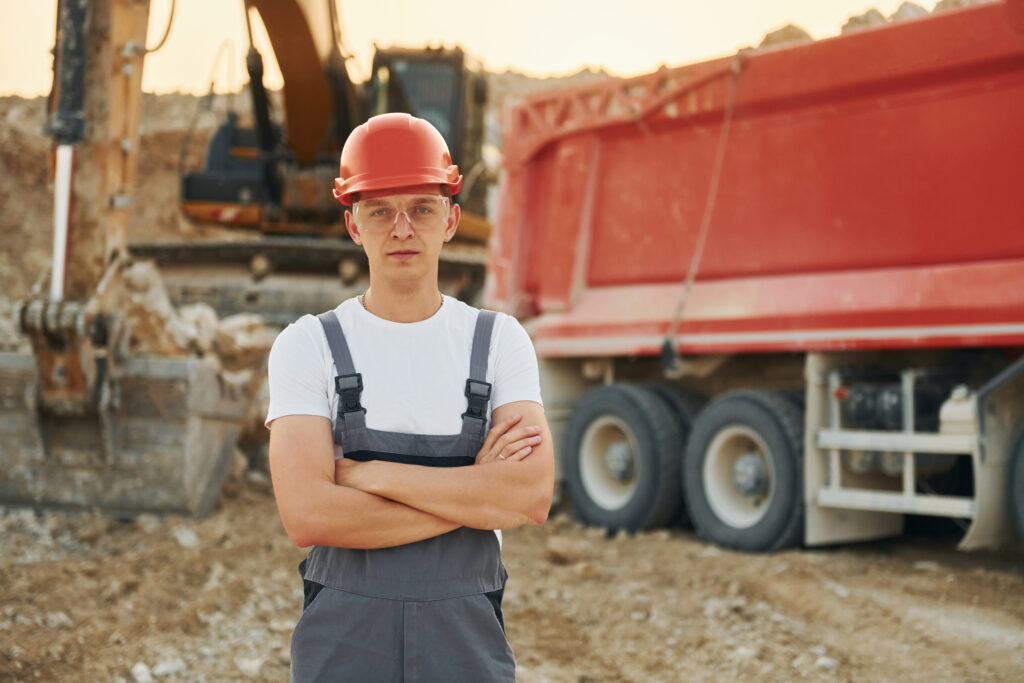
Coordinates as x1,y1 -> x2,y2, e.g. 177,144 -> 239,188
265,112 -> 553,681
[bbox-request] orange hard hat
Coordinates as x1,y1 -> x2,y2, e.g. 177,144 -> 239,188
333,113 -> 463,206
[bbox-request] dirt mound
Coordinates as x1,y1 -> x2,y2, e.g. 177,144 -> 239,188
0,96 -> 52,300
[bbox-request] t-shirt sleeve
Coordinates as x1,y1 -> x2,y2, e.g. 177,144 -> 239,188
490,314 -> 543,410
265,319 -> 333,428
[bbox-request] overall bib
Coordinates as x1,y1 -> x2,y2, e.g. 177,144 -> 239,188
289,309 -> 515,682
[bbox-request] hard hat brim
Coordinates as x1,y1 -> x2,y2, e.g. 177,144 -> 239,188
334,169 -> 463,206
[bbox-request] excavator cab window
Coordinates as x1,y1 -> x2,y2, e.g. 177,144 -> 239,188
367,52 -> 465,163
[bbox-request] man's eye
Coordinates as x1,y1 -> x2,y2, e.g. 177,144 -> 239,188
412,206 -> 434,216
370,208 -> 391,218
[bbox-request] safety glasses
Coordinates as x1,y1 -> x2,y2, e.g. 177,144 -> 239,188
353,195 -> 450,231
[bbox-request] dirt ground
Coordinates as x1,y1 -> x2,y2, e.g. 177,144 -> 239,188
2,476 -> 1023,682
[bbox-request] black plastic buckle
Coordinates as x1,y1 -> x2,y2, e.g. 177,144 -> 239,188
462,378 -> 492,420
334,373 -> 365,414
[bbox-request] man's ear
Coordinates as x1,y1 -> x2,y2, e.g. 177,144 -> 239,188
345,209 -> 362,245
444,202 -> 461,243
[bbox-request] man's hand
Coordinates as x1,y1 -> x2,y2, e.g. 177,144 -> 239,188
475,413 -> 542,465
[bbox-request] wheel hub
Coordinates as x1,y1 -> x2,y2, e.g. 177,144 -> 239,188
579,414 -> 641,511
703,425 -> 777,529
732,453 -> 768,498
604,442 -> 634,482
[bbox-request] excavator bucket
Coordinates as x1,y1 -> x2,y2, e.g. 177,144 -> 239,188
0,349 -> 250,517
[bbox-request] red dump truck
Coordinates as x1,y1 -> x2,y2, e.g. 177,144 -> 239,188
487,0 -> 1024,552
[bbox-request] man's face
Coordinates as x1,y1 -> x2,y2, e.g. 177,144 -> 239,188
344,183 -> 460,284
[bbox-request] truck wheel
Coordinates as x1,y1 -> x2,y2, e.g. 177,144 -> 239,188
564,384 -> 684,532
683,391 -> 804,552
1010,431 -> 1024,546
642,383 -> 705,526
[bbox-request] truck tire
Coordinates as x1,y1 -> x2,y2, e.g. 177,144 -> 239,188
563,383 -> 684,532
1010,431 -> 1024,546
641,383 -> 705,526
683,391 -> 804,552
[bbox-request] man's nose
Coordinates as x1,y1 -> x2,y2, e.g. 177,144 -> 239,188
391,210 -> 415,237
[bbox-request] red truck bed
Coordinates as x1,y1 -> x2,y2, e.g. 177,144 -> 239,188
488,1 -> 1024,357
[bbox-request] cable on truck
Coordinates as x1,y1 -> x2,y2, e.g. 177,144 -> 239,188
662,52 -> 745,377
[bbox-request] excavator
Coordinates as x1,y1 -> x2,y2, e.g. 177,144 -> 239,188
136,0 -> 491,323
0,0 -> 490,516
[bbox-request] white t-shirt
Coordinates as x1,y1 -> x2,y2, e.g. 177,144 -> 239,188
265,296 -> 542,436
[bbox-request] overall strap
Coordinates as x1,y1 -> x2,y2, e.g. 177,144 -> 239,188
317,311 -> 366,435
461,310 -> 497,439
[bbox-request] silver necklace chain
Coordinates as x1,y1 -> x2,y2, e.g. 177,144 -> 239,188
359,292 -> 444,312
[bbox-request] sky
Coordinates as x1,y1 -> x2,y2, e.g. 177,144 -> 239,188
0,0 -> 939,97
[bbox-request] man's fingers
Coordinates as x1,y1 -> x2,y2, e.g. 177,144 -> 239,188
499,434 -> 542,461
506,445 -> 533,461
482,414 -> 522,452
476,418 -> 543,465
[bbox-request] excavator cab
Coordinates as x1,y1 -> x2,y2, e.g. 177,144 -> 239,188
180,2 -> 489,238
180,111 -> 276,226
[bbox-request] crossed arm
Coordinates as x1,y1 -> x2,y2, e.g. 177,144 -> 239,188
268,400 -> 554,549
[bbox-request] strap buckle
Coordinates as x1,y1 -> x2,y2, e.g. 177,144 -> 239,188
462,378 -> 492,421
334,373 -> 365,414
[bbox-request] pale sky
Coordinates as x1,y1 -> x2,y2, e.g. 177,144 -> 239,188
0,0 -> 939,97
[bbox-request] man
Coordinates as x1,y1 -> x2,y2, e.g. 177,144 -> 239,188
265,112 -> 554,681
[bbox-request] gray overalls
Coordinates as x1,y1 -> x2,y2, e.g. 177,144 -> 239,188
289,310 -> 515,682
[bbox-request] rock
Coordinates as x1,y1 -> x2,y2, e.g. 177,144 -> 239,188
131,662 -> 154,683
759,24 -> 812,49
826,581 -> 851,598
732,645 -> 759,660
809,645 -> 827,656
44,611 -> 73,629
204,561 -> 225,591
934,0 -> 996,11
841,8 -> 887,34
179,302 -> 218,354
221,450 -> 250,499
235,656 -> 264,677
214,313 -> 275,368
246,469 -> 271,490
121,261 -> 192,357
815,655 -> 839,671
890,2 -> 929,21
135,514 -> 161,533
152,657 -> 186,676
545,537 -> 586,565
270,618 -> 296,632
76,516 -> 111,543
574,561 -> 598,578
913,560 -> 940,572
172,527 -> 199,549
